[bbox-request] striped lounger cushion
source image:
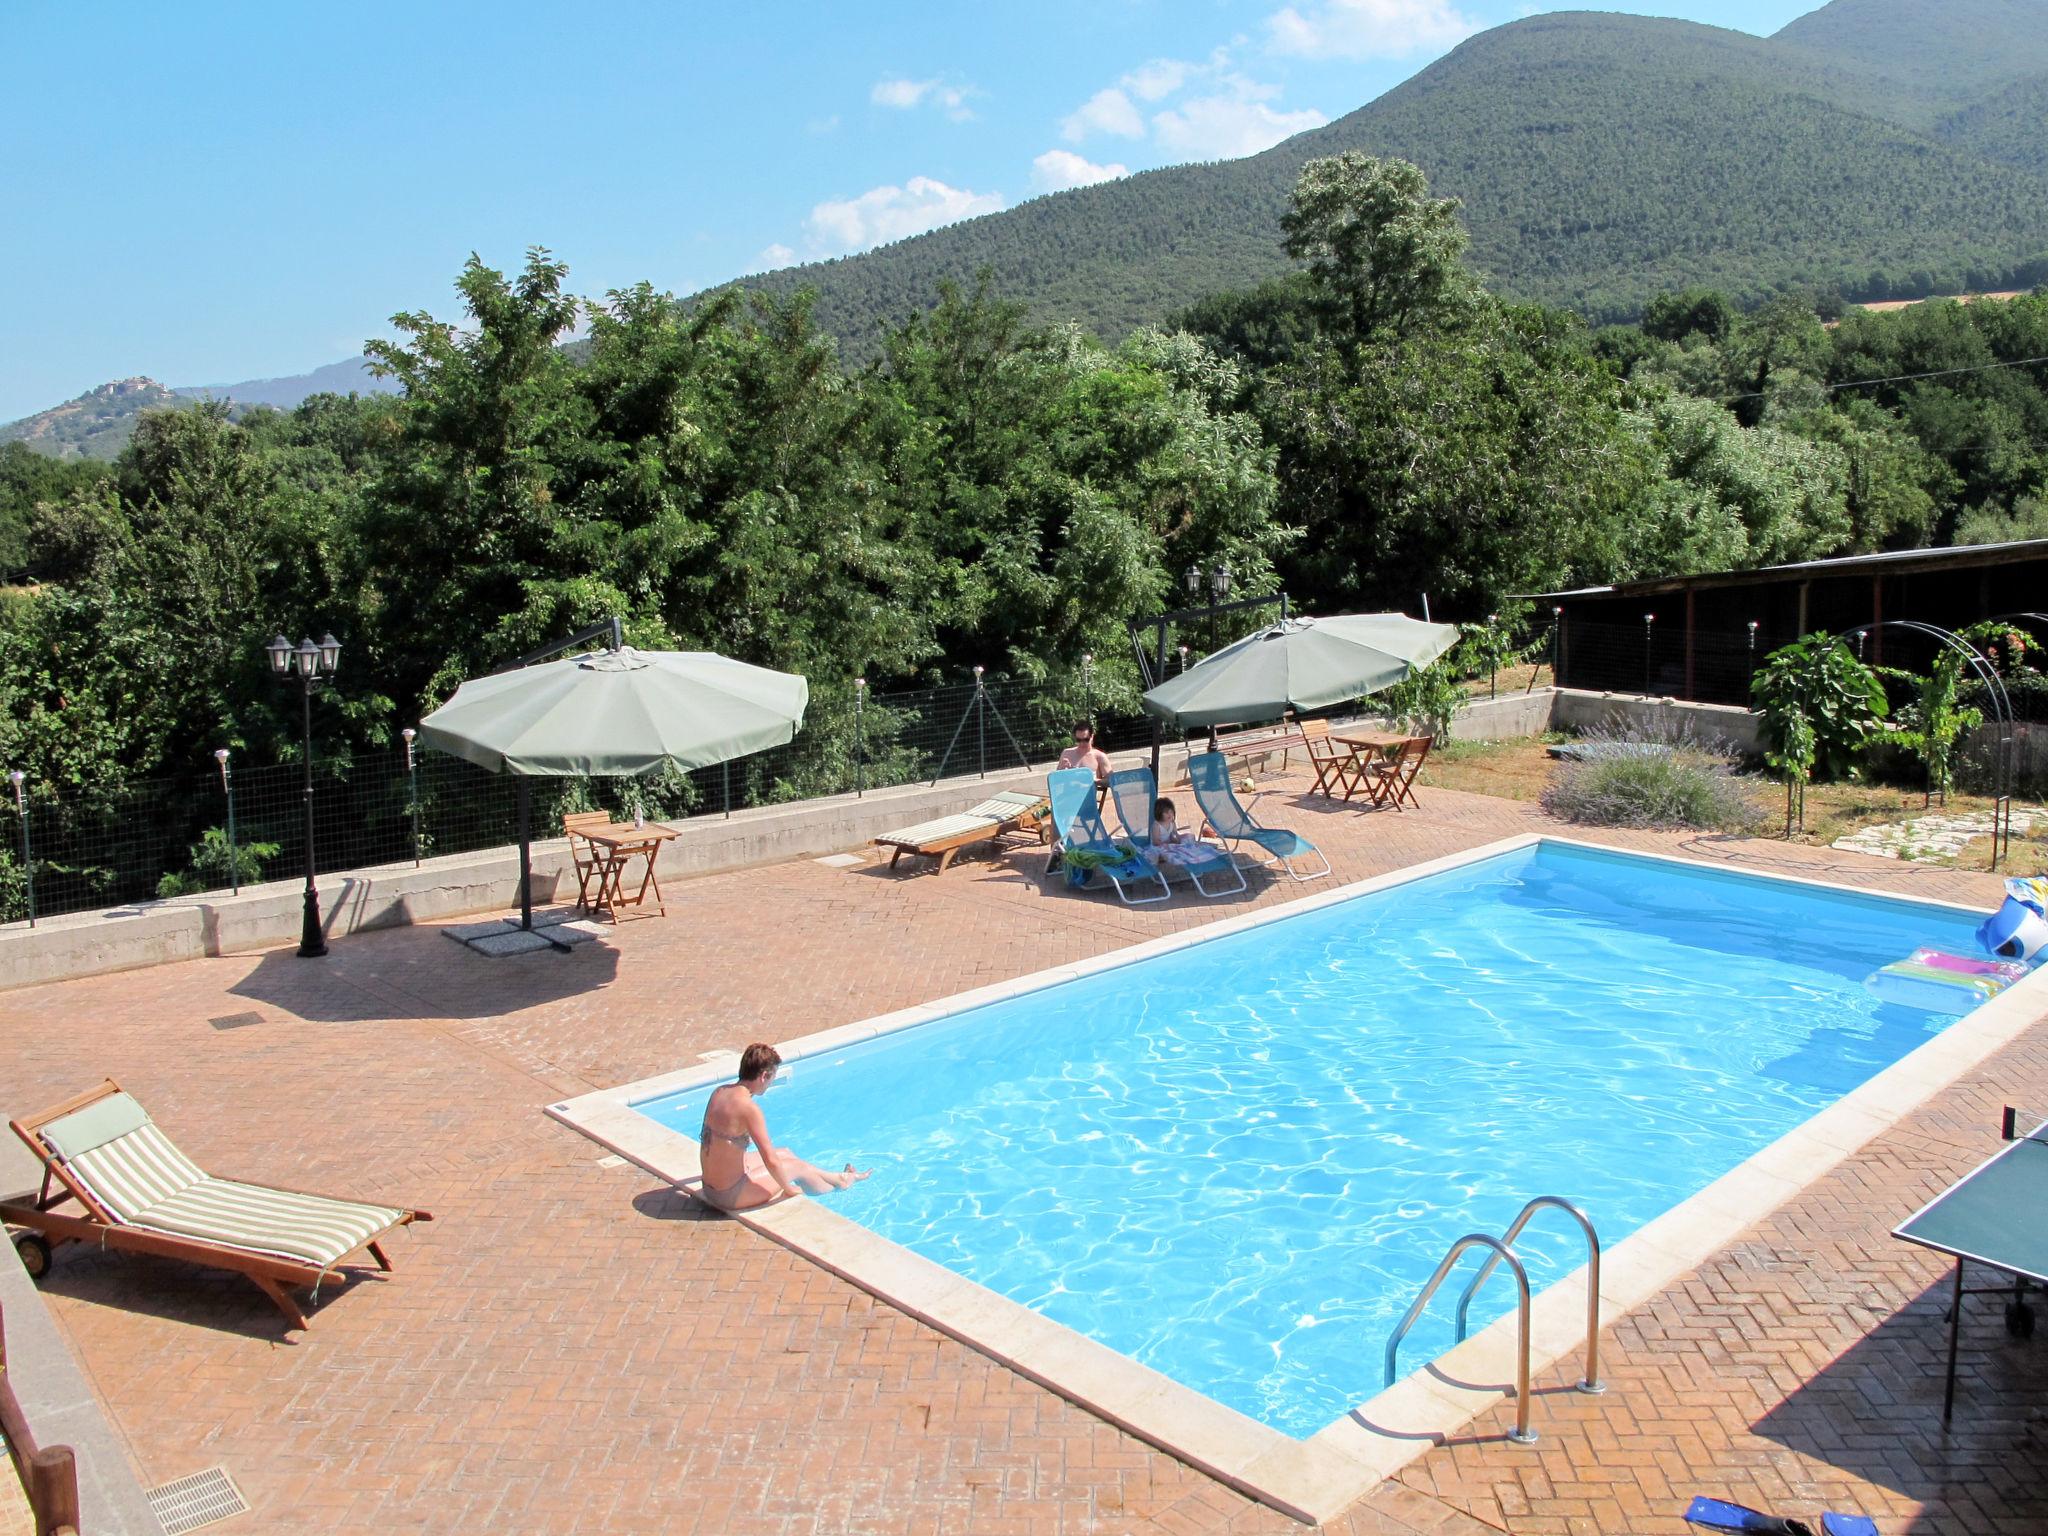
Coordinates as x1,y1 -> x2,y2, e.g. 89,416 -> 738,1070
878,794 -> 1043,848
44,1096 -> 402,1269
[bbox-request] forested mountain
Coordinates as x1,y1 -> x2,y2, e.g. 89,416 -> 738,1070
0,378 -> 182,461
13,0 -> 2048,458
172,355 -> 394,409
0,357 -> 395,462
1773,0 -> 2048,125
747,1 -> 2048,347
1939,76 -> 2048,176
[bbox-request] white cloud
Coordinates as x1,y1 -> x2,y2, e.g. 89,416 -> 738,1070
804,177 -> 1006,254
872,78 -> 929,108
871,77 -> 978,121
1122,58 -> 1194,102
1152,94 -> 1326,159
1265,0 -> 1478,61
1030,149 -> 1130,192
1060,86 -> 1145,142
1059,47 -> 1325,162
753,243 -> 797,271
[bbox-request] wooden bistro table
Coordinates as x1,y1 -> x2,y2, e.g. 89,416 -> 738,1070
1328,727 -> 1410,803
582,820 -> 678,921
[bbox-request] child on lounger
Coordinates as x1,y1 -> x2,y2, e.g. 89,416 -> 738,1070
1148,797 -> 1216,867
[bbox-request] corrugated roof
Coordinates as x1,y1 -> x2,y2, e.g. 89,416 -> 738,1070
1520,539 -> 2048,602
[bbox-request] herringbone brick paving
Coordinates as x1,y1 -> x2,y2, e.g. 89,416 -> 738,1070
0,778 -> 2040,1534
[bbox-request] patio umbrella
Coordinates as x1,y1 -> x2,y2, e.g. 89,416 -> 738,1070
419,645 -> 808,930
1140,613 -> 1460,729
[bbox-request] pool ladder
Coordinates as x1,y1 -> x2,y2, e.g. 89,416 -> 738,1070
1380,1195 -> 1605,1445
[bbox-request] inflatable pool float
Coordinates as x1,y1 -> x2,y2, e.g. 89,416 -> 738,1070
1978,876 -> 2048,961
1865,947 -> 2030,1014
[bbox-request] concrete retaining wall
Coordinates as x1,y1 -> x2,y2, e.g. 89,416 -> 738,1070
0,764 -> 1072,992
0,1241 -> 162,1536
1547,689 -> 1767,753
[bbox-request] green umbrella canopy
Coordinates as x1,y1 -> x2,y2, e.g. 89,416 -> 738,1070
1141,614 -> 1460,729
419,648 -> 809,777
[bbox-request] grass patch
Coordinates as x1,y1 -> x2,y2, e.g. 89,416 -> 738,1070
1415,737 -> 1560,801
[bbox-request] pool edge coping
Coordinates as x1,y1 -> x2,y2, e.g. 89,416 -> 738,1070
545,832 -> 2048,1526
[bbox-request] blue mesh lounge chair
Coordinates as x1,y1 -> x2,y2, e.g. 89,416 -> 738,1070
1107,766 -> 1247,898
1044,768 -> 1169,904
1187,751 -> 1331,882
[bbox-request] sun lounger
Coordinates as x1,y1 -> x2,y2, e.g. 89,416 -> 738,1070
1,1080 -> 430,1329
871,790 -> 1049,874
1187,751 -> 1330,881
1043,768 -> 1169,904
1106,766 -> 1246,897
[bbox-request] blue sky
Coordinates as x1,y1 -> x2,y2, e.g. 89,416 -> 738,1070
2,0 -> 1820,422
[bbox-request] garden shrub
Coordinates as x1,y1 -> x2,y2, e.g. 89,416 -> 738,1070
1541,724 -> 1762,832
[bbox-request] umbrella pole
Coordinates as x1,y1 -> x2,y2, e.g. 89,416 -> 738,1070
517,776 -> 533,931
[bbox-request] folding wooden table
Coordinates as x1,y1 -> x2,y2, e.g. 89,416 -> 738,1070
582,821 -> 677,920
1328,728 -> 1409,803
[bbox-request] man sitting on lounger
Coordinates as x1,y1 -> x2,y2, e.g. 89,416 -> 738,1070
696,1044 -> 869,1211
1057,721 -> 1112,783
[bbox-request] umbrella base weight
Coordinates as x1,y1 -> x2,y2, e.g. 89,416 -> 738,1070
442,909 -> 604,956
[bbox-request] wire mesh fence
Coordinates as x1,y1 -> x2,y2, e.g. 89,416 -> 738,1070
9,615 -> 2031,925
0,668 -> 1209,926
1550,616 -> 1793,707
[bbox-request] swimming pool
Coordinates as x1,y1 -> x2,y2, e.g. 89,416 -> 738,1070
632,841 -> 1989,1439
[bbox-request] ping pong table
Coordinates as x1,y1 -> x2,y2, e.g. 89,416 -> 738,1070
1891,1107 -> 2045,1420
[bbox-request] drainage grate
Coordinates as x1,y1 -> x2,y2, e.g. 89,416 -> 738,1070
208,1012 -> 262,1031
148,1466 -> 249,1533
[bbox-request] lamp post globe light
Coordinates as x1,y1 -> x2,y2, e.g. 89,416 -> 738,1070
267,631 -> 341,958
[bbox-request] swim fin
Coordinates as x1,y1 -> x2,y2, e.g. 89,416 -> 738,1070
1683,1497 -> 1881,1536
1683,1497 -> 1815,1536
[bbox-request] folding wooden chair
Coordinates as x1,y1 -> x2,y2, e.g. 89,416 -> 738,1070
1300,720 -> 1360,800
563,810 -> 615,910
1367,736 -> 1433,812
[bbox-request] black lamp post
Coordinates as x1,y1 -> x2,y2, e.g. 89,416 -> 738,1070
1641,613 -> 1656,696
213,748 -> 238,893
1185,562 -> 1232,652
267,630 -> 340,958
1746,621 -> 1760,685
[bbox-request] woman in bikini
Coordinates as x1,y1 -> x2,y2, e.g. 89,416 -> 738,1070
696,1043 -> 870,1211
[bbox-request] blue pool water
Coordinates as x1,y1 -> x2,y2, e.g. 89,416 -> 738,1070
638,843 -> 1985,1437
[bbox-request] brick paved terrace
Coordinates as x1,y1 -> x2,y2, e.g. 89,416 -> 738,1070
1,770 -> 2043,1535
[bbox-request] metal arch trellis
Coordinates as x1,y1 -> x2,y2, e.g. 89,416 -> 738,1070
1836,619 -> 2016,869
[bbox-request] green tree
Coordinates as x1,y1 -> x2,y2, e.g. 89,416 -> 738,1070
1875,651 -> 1982,804
363,247 -> 588,705
1751,633 -> 1888,785
1280,155 -> 1471,344
1269,299 -> 1655,612
1640,288 -> 1735,345
1623,395 -> 1851,574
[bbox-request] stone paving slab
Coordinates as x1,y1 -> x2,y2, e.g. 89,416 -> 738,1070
0,776 -> 2039,1535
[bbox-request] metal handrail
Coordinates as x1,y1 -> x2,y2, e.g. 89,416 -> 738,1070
1382,1233 -> 1538,1444
1454,1195 -> 1605,1395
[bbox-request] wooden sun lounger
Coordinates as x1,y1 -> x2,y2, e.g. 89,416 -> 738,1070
1,1079 -> 431,1329
871,791 -> 1050,874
